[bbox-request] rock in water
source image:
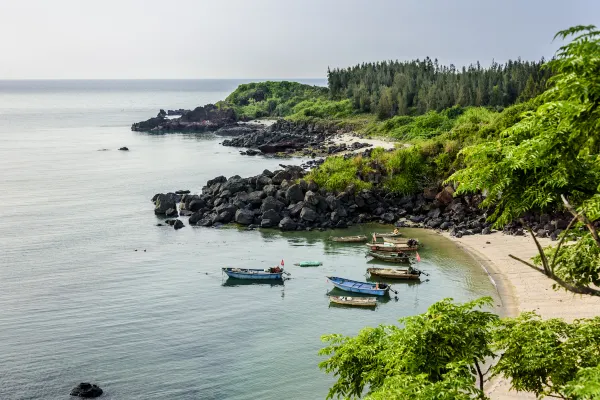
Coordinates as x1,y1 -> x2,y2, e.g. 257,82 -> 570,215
173,220 -> 184,230
118,147 -> 129,151
279,217 -> 297,231
70,382 -> 103,398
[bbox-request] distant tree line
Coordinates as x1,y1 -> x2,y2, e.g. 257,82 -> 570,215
327,58 -> 551,118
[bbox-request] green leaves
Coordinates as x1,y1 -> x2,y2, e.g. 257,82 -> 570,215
319,298 -> 497,399
492,313 -> 600,398
320,298 -> 600,399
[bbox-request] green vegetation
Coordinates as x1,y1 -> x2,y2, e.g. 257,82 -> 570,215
320,298 -> 600,399
448,25 -> 600,293
328,58 -> 550,116
319,26 -> 600,399
224,81 -> 328,119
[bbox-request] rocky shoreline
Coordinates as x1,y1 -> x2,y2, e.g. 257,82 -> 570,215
151,164 -> 571,239
132,107 -> 373,157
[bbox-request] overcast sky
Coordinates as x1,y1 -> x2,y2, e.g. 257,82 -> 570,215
1,0 -> 598,79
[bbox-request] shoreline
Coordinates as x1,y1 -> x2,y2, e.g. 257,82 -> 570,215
443,231 -> 600,399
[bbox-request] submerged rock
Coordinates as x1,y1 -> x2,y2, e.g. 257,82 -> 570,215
70,382 -> 103,398
173,220 -> 184,230
118,146 -> 129,151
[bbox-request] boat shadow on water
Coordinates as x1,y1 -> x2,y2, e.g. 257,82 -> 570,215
222,278 -> 285,287
365,275 -> 424,287
326,288 -> 393,305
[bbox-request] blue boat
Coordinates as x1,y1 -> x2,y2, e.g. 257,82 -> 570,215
327,276 -> 391,296
222,267 -> 284,280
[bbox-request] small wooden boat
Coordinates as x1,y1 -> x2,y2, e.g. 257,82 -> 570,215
294,261 -> 322,267
383,237 -> 420,246
329,295 -> 377,307
331,235 -> 368,243
374,232 -> 402,238
366,243 -> 419,252
367,267 -> 421,280
367,251 -> 412,263
222,267 -> 284,280
327,276 -> 392,296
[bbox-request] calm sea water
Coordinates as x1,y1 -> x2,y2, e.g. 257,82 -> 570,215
0,80 -> 498,400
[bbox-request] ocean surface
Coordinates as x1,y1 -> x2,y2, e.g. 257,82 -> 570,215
0,80 -> 499,399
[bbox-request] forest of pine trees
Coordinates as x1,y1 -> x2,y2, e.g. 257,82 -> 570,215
327,58 -> 551,118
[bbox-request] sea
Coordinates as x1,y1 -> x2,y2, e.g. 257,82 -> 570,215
0,80 -> 499,399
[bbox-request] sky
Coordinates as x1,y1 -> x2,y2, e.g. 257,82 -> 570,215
0,0 -> 598,79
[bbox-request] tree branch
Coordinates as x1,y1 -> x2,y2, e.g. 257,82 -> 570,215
549,216 -> 578,274
526,226 -> 551,276
474,358 -> 484,395
509,254 -> 600,296
561,194 -> 600,248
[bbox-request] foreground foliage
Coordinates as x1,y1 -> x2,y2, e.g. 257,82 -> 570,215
320,298 -> 600,399
448,25 -> 600,292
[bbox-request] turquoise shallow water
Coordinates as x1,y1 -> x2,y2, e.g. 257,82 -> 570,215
0,80 -> 498,399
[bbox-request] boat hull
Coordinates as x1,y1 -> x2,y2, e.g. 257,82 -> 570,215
367,251 -> 412,263
222,268 -> 283,280
331,236 -> 367,243
367,267 -> 420,280
366,244 -> 418,252
294,261 -> 322,267
329,295 -> 377,307
374,233 -> 402,238
327,276 -> 389,296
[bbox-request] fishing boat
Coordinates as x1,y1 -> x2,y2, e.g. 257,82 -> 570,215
366,251 -> 412,263
331,235 -> 368,243
373,232 -> 402,238
327,276 -> 393,296
329,295 -> 377,307
366,242 -> 419,252
294,261 -> 322,267
367,267 -> 421,280
383,237 -> 420,246
222,267 -> 284,280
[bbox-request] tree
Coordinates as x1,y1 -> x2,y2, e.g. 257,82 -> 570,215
377,87 -> 394,119
319,298 -> 498,399
492,313 -> 600,398
447,25 -> 600,292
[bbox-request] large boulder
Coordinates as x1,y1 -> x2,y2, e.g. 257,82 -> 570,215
173,219 -> 184,230
289,201 -> 305,218
188,199 -> 206,212
304,191 -> 319,207
286,184 -> 304,204
154,193 -> 177,215
221,176 -> 246,194
423,187 -> 438,200
279,217 -> 297,231
215,210 -> 235,223
261,209 -> 281,225
260,196 -> 282,213
300,207 -> 318,222
326,195 -> 340,211
207,175 -> 227,187
435,186 -> 455,206
248,190 -> 266,206
271,170 -> 292,185
263,184 -> 278,197
70,383 -> 103,398
189,211 -> 204,225
235,209 -> 254,225
380,212 -> 395,223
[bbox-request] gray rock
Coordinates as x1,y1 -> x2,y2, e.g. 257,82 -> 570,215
326,195 -> 339,211
188,199 -> 205,212
173,219 -> 184,230
300,207 -> 318,221
248,190 -> 265,206
263,184 -> 278,197
279,217 -> 297,231
235,209 -> 254,225
427,208 -> 441,219
179,210 -> 193,217
189,211 -> 204,225
380,212 -> 395,223
256,175 -> 272,188
286,184 -> 304,204
289,201 -> 305,217
154,193 -> 177,215
216,210 -> 235,223
307,181 -> 319,192
260,196 -> 280,212
304,190 -> 319,207
165,208 -> 178,217
261,219 -> 278,228
222,177 -> 246,194
197,217 -> 213,227
272,170 -> 292,185
482,227 -> 492,235
70,383 -> 103,398
262,209 -> 281,225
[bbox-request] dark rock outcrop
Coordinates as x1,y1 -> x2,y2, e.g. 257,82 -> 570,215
118,146 -> 129,151
173,219 -> 184,230
131,104 -> 236,133
70,383 -> 103,398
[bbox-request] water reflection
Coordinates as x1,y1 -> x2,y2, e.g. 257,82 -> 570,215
221,278 -> 286,287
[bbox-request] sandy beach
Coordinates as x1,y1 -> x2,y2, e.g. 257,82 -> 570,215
331,133 -> 403,154
445,232 -> 600,398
